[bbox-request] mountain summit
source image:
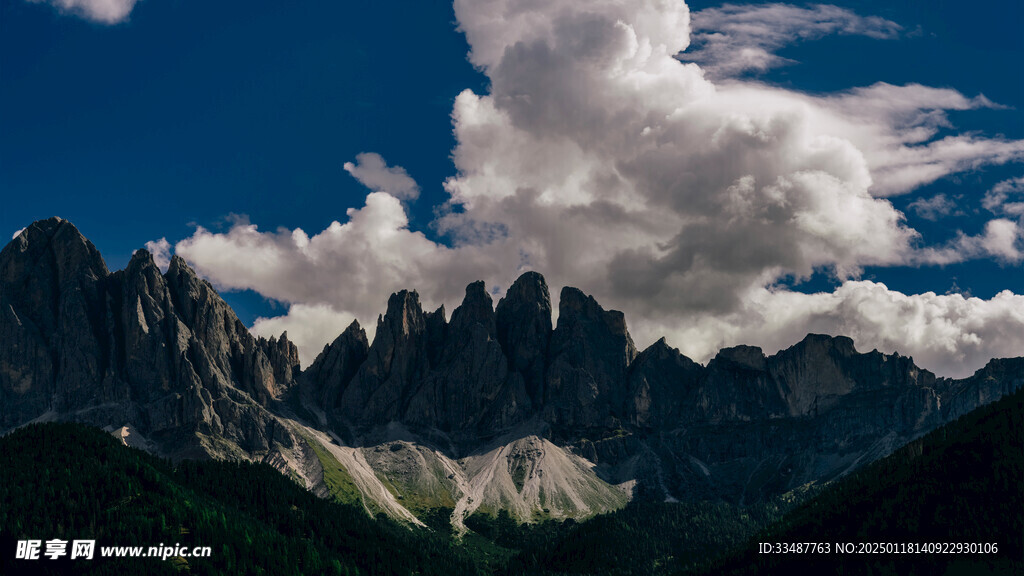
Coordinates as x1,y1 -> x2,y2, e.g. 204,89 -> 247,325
0,218 -> 299,457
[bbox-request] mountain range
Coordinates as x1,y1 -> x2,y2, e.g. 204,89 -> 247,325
2,217 -> 1021,527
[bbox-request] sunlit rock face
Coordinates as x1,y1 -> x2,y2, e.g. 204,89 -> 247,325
0,218 -> 300,457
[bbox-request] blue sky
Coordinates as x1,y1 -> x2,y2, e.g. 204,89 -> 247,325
688,0 -> 1024,297
2,0 -> 485,268
3,0 -> 1023,376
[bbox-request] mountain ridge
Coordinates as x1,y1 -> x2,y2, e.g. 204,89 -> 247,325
2,217 -> 1021,526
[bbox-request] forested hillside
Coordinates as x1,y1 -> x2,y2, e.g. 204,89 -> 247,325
0,423 -> 485,576
701,385 -> 1024,575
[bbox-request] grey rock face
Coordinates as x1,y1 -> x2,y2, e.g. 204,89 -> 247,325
495,271 -> 552,406
164,254 -> 287,406
544,286 -> 638,430
303,320 -> 369,409
609,334 -> 1018,504
0,218 -> 298,457
626,338 -> 702,429
410,281 -> 530,433
698,345 -> 790,422
301,272 -> 1020,505
339,290 -> 431,425
769,333 -> 932,417
260,332 -> 301,391
0,218 -> 110,427
937,357 -> 1024,419
331,282 -> 530,435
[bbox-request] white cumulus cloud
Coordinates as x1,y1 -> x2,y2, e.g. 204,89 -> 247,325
343,153 -> 421,201
26,0 -> 139,24
907,194 -> 959,221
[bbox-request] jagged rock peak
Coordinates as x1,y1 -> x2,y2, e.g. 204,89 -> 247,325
309,320 -> 369,369
558,286 -> 630,339
377,290 -> 425,337
311,321 -> 369,367
787,333 -> 857,357
124,249 -> 165,289
500,271 -> 550,308
121,249 -> 170,334
554,286 -> 636,359
168,253 -> 189,273
1,218 -> 297,451
975,356 -> 1024,376
495,271 -> 552,335
341,319 -> 366,340
2,217 -> 109,279
545,285 -> 637,429
565,288 -> 631,347
304,321 -> 369,409
12,216 -> 66,243
713,345 -> 767,371
165,255 -> 223,295
639,337 -> 686,361
427,304 -> 446,323
128,247 -> 156,267
166,254 -> 207,287
462,280 -> 490,305
264,330 -> 301,375
338,291 -> 430,424
450,280 -> 496,333
627,335 -> 703,429
13,216 -> 70,243
558,286 -> 596,316
495,272 -> 552,405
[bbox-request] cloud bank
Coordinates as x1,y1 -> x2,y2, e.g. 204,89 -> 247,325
169,1 -> 1024,378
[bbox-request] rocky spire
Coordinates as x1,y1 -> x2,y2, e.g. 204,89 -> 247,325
303,320 -> 369,409
627,337 -> 703,428
0,218 -> 110,426
164,254 -> 285,404
407,281 -> 529,433
339,290 -> 429,424
495,271 -> 552,406
544,286 -> 637,430
260,331 -> 301,390
117,247 -> 179,403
